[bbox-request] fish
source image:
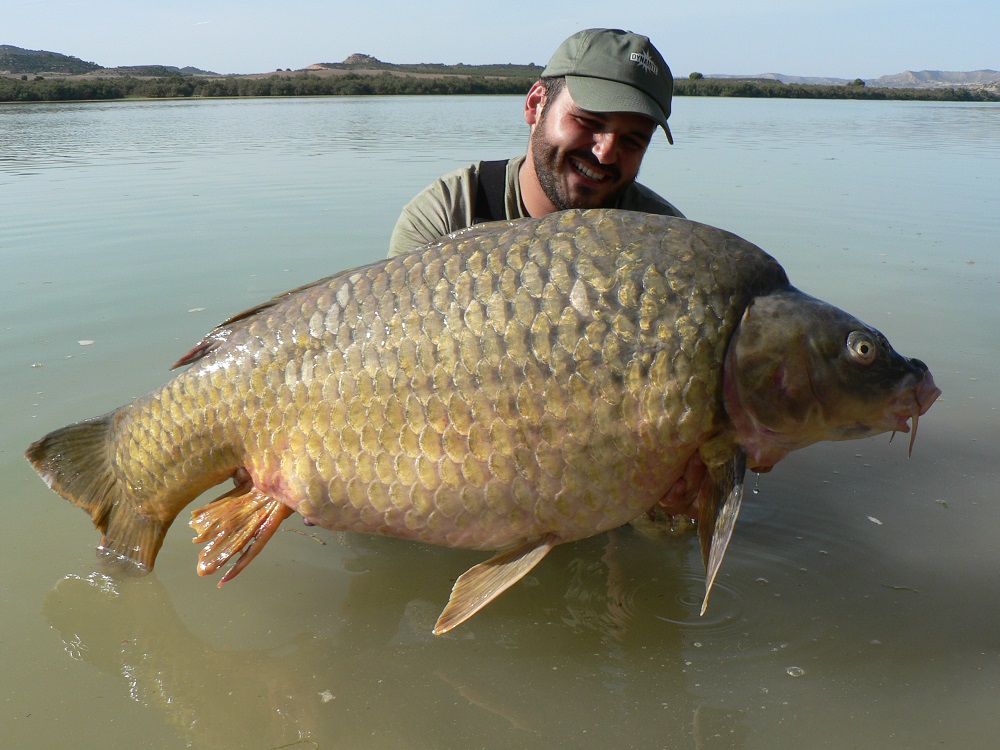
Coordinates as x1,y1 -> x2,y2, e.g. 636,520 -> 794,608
25,209 -> 940,634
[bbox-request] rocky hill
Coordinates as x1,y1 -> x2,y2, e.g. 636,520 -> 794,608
872,69 -> 1000,88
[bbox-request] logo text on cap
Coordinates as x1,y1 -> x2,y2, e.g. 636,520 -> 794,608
629,50 -> 658,75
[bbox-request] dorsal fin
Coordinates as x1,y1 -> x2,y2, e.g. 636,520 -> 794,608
170,274 -> 345,369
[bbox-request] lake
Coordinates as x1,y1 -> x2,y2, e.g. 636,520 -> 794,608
1,94 -> 998,750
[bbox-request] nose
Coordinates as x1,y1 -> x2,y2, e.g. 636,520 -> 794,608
592,132 -> 619,163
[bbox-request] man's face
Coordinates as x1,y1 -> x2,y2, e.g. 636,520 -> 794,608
529,86 -> 657,211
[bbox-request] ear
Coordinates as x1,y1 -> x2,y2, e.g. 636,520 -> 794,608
524,80 -> 546,126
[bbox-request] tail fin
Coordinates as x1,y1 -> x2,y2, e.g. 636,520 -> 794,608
25,414 -> 169,572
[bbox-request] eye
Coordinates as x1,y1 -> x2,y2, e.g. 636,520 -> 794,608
846,331 -> 878,364
621,136 -> 647,153
574,115 -> 601,132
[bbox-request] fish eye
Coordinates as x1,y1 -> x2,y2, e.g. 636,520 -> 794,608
846,331 -> 878,364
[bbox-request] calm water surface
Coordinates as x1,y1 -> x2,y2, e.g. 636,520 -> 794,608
2,95 -> 998,749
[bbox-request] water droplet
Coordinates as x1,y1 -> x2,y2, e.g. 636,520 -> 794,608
785,666 -> 805,678
754,577 -> 769,586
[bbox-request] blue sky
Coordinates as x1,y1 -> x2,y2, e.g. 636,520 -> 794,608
6,0 -> 998,79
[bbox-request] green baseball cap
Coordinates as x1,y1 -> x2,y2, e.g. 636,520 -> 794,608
542,28 -> 674,144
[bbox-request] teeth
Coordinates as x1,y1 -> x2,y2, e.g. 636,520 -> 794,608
572,158 -> 606,182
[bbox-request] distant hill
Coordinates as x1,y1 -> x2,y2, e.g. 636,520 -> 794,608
872,69 -> 1000,88
0,45 -> 216,76
2,44 -> 996,94
100,65 -> 218,77
0,44 -> 100,74
309,54 -> 543,79
707,73 -> 850,86
706,70 -> 1000,90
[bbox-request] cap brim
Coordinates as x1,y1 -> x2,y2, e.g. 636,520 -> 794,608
566,76 -> 673,145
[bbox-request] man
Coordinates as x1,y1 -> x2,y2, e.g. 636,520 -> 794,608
387,28 -> 683,258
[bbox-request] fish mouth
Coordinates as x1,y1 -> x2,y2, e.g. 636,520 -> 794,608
888,372 -> 941,454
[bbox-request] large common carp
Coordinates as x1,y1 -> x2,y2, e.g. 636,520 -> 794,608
26,210 -> 940,633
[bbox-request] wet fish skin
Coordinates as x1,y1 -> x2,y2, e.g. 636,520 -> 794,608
723,287 -> 940,472
29,210 -> 781,558
25,209 -> 939,632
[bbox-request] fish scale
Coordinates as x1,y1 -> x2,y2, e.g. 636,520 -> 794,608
227,212 -> 733,546
25,209 -> 939,633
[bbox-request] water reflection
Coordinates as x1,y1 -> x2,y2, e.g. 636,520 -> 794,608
43,529 -> 760,748
0,97 -> 527,176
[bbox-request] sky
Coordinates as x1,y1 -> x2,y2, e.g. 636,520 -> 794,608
5,0 -> 998,79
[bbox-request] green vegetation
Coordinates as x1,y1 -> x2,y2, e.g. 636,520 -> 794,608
105,65 -> 206,77
673,76 -> 997,101
1,45 -> 997,103
0,71 -> 537,101
320,59 -> 545,78
1,68 -> 997,104
0,44 -> 101,75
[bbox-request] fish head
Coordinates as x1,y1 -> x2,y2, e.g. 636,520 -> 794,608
722,287 -> 941,473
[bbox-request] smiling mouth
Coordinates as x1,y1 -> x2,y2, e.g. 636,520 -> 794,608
571,157 -> 614,183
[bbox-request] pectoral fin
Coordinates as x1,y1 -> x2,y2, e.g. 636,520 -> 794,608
697,449 -> 747,615
433,536 -> 557,635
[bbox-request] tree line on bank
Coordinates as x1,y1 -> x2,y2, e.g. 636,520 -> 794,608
1,70 -> 997,103
0,72 -> 535,101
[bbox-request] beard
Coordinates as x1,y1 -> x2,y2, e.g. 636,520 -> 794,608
529,126 -> 630,212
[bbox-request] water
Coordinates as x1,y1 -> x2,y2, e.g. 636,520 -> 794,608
2,95 -> 998,749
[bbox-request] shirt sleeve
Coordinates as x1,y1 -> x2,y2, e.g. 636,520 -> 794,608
387,165 -> 478,258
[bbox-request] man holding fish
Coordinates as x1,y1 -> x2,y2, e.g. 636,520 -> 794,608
388,27 -> 684,257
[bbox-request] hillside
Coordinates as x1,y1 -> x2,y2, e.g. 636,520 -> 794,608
0,45 -> 216,76
707,69 -> 1000,90
873,69 -> 1000,88
2,44 -> 997,91
0,45 -> 100,74
309,53 -> 543,79
2,45 -> 997,104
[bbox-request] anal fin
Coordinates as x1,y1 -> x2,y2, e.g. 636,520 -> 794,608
190,482 -> 294,586
433,536 -> 557,635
